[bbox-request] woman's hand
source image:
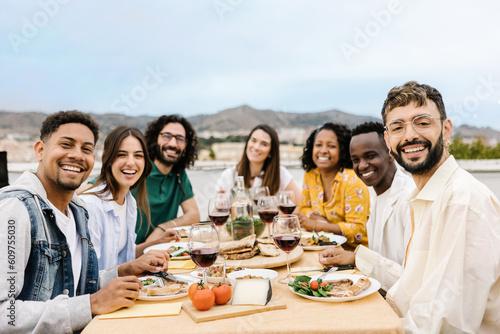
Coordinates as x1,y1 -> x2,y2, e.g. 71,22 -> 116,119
297,212 -> 317,231
119,249 -> 170,276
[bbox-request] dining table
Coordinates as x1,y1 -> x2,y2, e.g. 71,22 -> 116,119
82,247 -> 404,334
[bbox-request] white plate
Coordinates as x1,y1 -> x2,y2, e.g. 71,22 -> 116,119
143,241 -> 203,260
173,226 -> 191,238
300,233 -> 347,251
137,275 -> 199,301
289,274 -> 381,302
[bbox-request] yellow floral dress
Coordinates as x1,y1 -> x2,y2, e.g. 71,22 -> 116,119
299,168 -> 369,249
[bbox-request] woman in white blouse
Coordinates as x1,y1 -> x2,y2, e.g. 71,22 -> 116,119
216,124 -> 301,200
80,126 -> 178,270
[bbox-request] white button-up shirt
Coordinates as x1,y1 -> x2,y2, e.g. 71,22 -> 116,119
387,156 -> 500,333
356,167 -> 415,291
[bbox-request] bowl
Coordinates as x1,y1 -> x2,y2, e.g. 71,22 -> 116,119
227,268 -> 278,287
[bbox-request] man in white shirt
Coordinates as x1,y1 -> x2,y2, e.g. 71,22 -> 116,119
380,81 -> 500,333
319,122 -> 415,291
0,111 -> 170,333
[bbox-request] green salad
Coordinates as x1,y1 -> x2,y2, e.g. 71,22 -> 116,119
289,275 -> 333,298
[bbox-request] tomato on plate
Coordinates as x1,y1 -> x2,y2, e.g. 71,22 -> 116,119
211,283 -> 232,305
310,280 -> 319,290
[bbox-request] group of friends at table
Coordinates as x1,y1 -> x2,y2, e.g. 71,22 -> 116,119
1,81 -> 499,333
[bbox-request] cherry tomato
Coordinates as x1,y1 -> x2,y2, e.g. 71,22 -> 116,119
320,282 -> 328,288
182,252 -> 189,256
211,283 -> 232,305
188,281 -> 206,300
310,280 -> 319,290
300,282 -> 308,287
191,285 -> 215,311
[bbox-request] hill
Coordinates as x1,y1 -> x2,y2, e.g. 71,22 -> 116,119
1,106 -> 499,142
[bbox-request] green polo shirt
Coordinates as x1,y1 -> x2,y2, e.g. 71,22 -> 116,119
134,163 -> 194,244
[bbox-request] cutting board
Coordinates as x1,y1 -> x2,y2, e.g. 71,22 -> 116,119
182,300 -> 286,323
225,246 -> 303,269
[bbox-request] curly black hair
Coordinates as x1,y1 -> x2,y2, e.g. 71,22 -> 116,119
301,122 -> 352,172
351,122 -> 386,147
145,114 -> 198,172
40,110 -> 99,144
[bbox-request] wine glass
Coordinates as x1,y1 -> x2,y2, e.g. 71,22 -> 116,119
273,214 -> 301,284
208,193 -> 231,232
257,196 -> 278,238
188,222 -> 220,285
278,190 -> 297,214
250,186 -> 270,206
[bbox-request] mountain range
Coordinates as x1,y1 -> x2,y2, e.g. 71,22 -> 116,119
1,105 -> 499,142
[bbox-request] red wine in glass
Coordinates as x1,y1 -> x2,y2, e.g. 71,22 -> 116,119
274,235 -> 300,253
279,204 -> 296,214
258,210 -> 279,224
209,213 -> 230,227
190,248 -> 219,268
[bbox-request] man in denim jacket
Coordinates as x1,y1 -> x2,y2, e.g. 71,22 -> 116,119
0,111 -> 170,333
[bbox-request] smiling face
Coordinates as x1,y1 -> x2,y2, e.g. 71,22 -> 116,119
111,135 -> 145,192
35,123 -> 95,195
384,100 -> 452,177
312,129 -> 340,173
246,129 -> 272,165
350,132 -> 395,195
155,122 -> 186,167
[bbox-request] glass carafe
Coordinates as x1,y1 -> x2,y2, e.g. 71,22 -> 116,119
230,176 -> 254,240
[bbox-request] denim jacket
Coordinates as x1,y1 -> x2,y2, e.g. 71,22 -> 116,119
0,172 -> 114,333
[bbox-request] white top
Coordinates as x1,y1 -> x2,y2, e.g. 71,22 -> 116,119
355,167 -> 415,291
387,156 -> 500,333
216,166 -> 293,195
80,183 -> 138,270
113,198 -> 128,252
48,201 -> 82,295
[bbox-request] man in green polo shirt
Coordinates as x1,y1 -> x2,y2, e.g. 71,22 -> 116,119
137,114 -> 201,244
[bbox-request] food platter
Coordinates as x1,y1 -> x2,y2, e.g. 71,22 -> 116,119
137,275 -> 198,301
300,233 -> 347,251
143,241 -> 202,260
225,246 -> 303,269
190,266 -> 246,284
288,274 -> 381,302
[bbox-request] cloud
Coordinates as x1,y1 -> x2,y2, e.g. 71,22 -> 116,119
1,0 -> 500,129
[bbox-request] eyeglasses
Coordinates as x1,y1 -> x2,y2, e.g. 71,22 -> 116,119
385,115 -> 444,138
159,132 -> 186,146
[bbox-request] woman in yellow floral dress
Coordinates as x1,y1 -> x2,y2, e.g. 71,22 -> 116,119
298,123 -> 369,250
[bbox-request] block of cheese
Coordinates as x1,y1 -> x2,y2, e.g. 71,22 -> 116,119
231,278 -> 272,306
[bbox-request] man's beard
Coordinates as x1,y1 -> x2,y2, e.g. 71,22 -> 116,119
56,177 -> 84,190
392,133 -> 444,175
156,144 -> 182,167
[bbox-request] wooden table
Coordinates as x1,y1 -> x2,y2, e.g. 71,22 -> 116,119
83,250 -> 403,334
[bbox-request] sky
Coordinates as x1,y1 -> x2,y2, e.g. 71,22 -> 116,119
2,0 -> 500,130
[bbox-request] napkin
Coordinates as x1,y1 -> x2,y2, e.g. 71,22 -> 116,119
98,302 -> 183,319
168,260 -> 196,270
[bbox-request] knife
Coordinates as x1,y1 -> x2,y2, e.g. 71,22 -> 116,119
170,247 -> 188,258
147,271 -> 193,284
291,265 -> 354,274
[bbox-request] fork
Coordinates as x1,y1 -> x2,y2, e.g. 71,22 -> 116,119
317,266 -> 338,280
